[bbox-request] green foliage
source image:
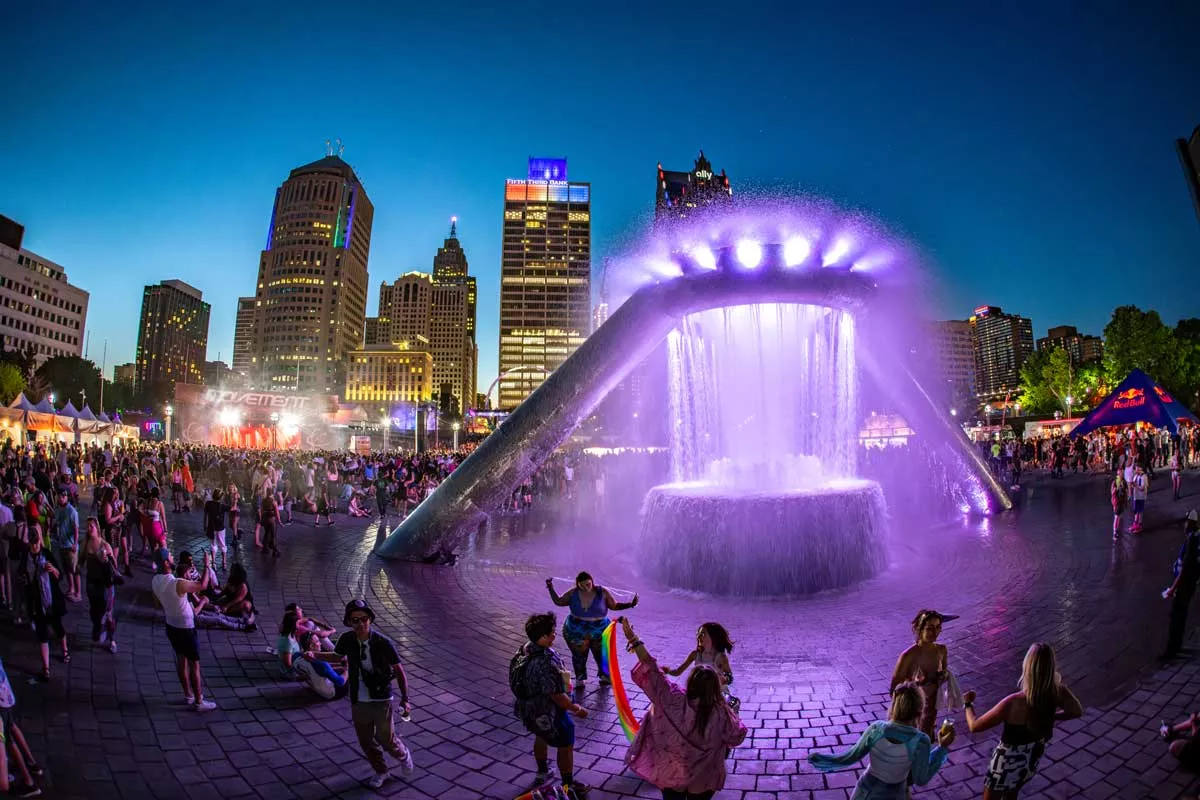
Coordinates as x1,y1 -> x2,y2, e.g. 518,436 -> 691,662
1102,306 -> 1199,404
1018,348 -> 1099,416
0,362 -> 25,405
35,355 -> 101,409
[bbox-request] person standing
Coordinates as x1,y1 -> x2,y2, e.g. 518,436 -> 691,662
203,489 -> 229,571
889,609 -> 953,740
1162,510 -> 1200,660
334,600 -> 414,790
1111,472 -> 1128,535
151,551 -> 216,710
546,572 -> 638,686
1131,464 -> 1149,533
16,535 -> 68,682
82,517 -> 120,653
511,612 -> 590,795
52,490 -> 81,602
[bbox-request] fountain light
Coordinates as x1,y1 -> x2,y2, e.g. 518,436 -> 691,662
690,245 -> 717,271
783,236 -> 811,267
735,239 -> 763,269
822,235 -> 853,268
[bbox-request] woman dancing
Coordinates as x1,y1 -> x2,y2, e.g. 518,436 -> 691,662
546,571 -> 638,685
963,642 -> 1083,799
889,609 -> 954,739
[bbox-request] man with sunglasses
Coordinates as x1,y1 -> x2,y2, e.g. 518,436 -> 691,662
334,599 -> 415,789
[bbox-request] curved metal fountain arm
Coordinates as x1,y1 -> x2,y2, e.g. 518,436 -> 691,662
376,270 -> 877,560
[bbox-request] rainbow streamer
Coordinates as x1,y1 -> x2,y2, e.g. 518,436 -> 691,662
601,621 -> 641,743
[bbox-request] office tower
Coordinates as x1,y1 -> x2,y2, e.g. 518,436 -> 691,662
1178,125 -> 1200,224
655,150 -> 732,222
113,363 -> 135,386
345,343 -> 433,405
498,157 -> 591,409
231,296 -> 256,383
431,218 -> 478,411
930,320 -> 976,407
970,305 -> 1034,402
363,316 -> 387,347
134,280 -> 211,393
0,214 -> 89,363
378,273 -> 433,344
204,360 -> 233,386
592,301 -> 609,333
1037,325 -> 1104,365
248,150 -> 374,394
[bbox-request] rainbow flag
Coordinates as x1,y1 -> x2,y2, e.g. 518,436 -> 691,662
600,621 -> 640,742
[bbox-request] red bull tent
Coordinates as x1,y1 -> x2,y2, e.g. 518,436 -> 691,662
1070,368 -> 1196,437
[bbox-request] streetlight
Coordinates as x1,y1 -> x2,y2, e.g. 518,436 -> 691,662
269,411 -> 279,449
452,421 -> 460,451
984,404 -> 992,425
165,403 -> 173,443
950,408 -> 957,417
1065,395 -> 1073,419
381,415 -> 390,452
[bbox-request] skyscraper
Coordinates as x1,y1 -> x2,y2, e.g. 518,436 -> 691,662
655,151 -> 732,222
498,158 -> 591,410
1037,325 -> 1104,365
248,151 -> 374,394
970,305 -> 1034,402
231,296 -> 256,383
0,214 -> 89,364
930,319 -> 976,407
1177,125 -> 1200,224
134,280 -> 211,394
377,273 -> 433,344
432,218 -> 478,411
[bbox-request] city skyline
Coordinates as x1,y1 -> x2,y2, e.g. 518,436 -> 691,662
4,3 -> 1199,395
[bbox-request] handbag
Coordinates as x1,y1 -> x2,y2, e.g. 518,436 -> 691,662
937,670 -> 964,711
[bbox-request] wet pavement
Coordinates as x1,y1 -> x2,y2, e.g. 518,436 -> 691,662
4,469 -> 1200,799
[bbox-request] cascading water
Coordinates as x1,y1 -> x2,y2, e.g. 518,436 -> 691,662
641,302 -> 888,596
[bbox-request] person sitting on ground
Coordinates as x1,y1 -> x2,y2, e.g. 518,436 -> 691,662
810,681 -> 953,798
286,602 -> 337,651
1161,712 -> 1200,771
347,492 -> 370,517
276,611 -> 348,699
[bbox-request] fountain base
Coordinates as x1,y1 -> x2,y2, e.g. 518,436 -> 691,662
640,479 -> 888,596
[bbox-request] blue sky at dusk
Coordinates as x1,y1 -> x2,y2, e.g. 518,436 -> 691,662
4,1 -> 1198,390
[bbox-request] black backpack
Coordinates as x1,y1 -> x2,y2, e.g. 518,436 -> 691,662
509,646 -> 531,700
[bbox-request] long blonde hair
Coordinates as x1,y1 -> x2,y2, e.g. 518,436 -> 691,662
889,681 -> 924,726
1019,643 -> 1058,738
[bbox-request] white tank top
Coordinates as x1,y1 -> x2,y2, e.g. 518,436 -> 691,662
152,573 -> 195,629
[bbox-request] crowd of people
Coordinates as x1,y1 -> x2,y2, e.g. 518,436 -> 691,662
0,431 -> 1197,798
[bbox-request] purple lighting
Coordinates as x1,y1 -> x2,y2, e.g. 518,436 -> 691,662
735,239 -> 764,268
528,157 -> 568,181
783,236 -> 811,267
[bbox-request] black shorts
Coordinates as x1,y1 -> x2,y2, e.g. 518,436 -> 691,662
34,614 -> 66,643
165,624 -> 200,661
528,708 -> 575,749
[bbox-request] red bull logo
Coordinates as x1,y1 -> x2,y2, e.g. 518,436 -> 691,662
1155,387 -> 1174,403
1113,388 -> 1145,409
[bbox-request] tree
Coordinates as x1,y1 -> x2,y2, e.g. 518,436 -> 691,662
0,343 -> 37,383
1017,349 -> 1057,415
35,355 -> 100,409
1103,306 -> 1183,394
1018,347 -> 1102,416
0,362 -> 25,405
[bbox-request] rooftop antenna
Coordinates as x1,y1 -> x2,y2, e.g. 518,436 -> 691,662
336,138 -> 344,157
325,139 -> 333,156
449,216 -> 458,239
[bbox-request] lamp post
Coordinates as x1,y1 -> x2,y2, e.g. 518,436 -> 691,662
1065,395 -> 1073,420
381,414 -> 390,452
269,411 -> 279,449
165,404 -> 173,443
984,404 -> 992,426
452,421 -> 460,451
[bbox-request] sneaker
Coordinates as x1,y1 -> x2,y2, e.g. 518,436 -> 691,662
184,693 -> 195,705
366,772 -> 388,789
12,783 -> 43,798
598,673 -> 611,685
1162,720 -> 1175,741
563,781 -> 591,798
399,750 -> 415,777
108,640 -> 118,653
27,762 -> 44,777
533,768 -> 557,786
194,698 -> 217,712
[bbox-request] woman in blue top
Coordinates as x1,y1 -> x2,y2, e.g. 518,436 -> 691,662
809,681 -> 954,799
545,571 -> 638,685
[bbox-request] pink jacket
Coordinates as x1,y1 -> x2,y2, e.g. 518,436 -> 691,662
625,659 -> 747,794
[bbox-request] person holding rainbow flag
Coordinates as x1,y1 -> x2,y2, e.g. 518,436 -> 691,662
617,617 -> 746,800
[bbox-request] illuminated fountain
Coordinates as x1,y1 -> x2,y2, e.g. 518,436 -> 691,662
376,200 -> 1010,577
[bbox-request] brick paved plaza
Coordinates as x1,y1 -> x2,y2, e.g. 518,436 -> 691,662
5,472 -> 1200,799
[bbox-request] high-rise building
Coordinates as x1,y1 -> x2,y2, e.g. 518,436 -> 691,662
377,273 -> 433,344
113,363 -> 135,386
592,301 -> 609,334
363,316 -> 388,347
231,296 -> 256,383
970,305 -> 1034,402
204,360 -> 233,386
248,152 -> 374,394
655,151 -> 732,222
1177,125 -> 1200,224
134,280 -> 211,393
431,218 -> 478,411
1037,325 -> 1104,365
345,342 -> 432,405
930,320 -> 976,407
0,215 -> 89,363
498,158 -> 591,410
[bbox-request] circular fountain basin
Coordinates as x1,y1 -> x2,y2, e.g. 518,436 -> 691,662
639,478 -> 888,596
